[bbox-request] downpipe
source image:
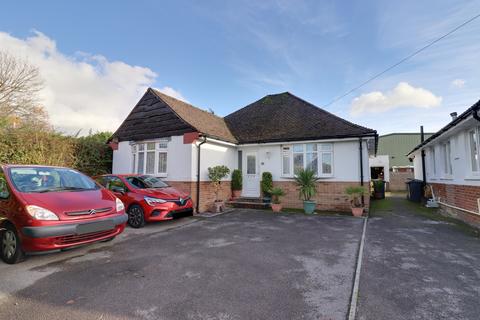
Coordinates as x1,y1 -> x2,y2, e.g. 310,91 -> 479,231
196,136 -> 207,213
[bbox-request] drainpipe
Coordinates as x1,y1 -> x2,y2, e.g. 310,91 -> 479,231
196,136 -> 207,213
420,126 -> 427,185
359,138 -> 364,206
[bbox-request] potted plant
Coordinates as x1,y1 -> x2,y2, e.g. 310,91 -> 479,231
231,169 -> 242,199
294,169 -> 320,214
270,187 -> 285,212
345,186 -> 365,217
261,172 -> 273,203
207,165 -> 230,212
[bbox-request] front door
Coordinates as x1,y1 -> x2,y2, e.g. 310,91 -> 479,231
242,152 -> 260,197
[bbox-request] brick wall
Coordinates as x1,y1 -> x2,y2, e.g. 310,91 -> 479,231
430,182 -> 480,229
167,181 -> 232,213
273,181 -> 370,212
389,172 -> 413,191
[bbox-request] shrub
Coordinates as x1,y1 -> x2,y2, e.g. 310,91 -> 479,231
270,187 -> 285,204
294,169 -> 320,201
345,186 -> 365,208
231,169 -> 242,191
261,172 -> 273,197
74,132 -> 113,176
208,165 -> 230,201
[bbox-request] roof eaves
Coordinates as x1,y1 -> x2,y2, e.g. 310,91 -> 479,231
408,99 -> 480,156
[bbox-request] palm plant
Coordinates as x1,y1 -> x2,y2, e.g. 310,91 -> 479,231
294,168 -> 320,201
269,187 -> 285,204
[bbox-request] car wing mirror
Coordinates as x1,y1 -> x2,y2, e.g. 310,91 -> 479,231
110,186 -> 126,194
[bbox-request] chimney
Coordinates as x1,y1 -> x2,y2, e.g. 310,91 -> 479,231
450,112 -> 458,120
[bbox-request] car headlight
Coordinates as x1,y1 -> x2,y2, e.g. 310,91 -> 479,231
25,205 -> 59,221
144,196 -> 167,206
116,198 -> 125,212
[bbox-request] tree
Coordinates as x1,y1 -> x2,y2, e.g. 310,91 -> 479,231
207,166 -> 230,202
0,51 -> 48,128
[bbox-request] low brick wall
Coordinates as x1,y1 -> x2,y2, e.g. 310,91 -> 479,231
167,180 -> 232,213
430,182 -> 480,229
389,172 -> 413,191
273,181 -> 370,212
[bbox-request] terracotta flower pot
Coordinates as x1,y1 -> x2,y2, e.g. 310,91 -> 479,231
351,207 -> 364,217
232,190 -> 242,199
212,201 -> 224,213
271,203 -> 282,212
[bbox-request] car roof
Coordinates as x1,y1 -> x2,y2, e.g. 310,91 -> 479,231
2,164 -> 72,170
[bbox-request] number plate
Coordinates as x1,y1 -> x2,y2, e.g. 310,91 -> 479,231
76,220 -> 115,235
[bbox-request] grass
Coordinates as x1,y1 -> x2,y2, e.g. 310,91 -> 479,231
403,200 -> 480,237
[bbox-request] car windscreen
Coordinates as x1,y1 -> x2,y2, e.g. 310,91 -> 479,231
125,175 -> 169,189
8,167 -> 100,193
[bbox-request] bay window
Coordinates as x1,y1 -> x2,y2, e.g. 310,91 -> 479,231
131,139 -> 169,176
282,143 -> 333,177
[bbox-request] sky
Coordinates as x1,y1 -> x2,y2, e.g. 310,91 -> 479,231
0,0 -> 479,135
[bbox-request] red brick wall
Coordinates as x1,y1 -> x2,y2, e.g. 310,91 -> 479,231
167,181 -> 232,213
389,172 -> 413,191
273,181 -> 370,212
430,183 -> 480,228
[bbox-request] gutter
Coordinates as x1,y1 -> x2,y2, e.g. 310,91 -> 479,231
474,103 -> 480,122
196,136 -> 207,213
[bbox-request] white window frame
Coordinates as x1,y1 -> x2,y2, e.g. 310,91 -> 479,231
281,142 -> 334,178
131,138 -> 169,177
429,147 -> 437,179
467,127 -> 480,176
441,140 -> 452,178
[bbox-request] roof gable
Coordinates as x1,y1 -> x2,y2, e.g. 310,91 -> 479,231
225,92 -> 376,144
111,89 -> 237,143
111,90 -> 196,142
150,89 -> 237,143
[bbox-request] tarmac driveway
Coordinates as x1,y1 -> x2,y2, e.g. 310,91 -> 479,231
0,210 -> 364,320
357,196 -> 480,320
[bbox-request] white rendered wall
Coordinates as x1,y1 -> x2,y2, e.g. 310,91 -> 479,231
112,141 -> 132,174
238,139 -> 371,182
192,140 -> 237,181
112,136 -> 192,181
411,117 -> 480,187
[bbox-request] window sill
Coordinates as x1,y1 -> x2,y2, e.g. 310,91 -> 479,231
439,176 -> 453,181
464,175 -> 480,181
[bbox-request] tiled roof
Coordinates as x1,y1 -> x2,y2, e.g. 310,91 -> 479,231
224,92 -> 376,144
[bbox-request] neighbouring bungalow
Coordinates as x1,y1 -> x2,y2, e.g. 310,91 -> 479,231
408,99 -> 480,228
109,88 -> 377,212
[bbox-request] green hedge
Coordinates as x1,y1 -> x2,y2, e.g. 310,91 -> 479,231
0,127 -> 112,176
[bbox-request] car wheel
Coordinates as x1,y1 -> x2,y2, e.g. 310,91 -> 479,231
128,205 -> 145,228
1,224 -> 25,264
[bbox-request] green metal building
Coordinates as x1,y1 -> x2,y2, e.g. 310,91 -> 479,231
378,133 -> 434,168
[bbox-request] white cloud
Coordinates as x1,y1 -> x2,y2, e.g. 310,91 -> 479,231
154,87 -> 188,102
451,79 -> 466,88
0,30 -> 184,134
350,82 -> 442,116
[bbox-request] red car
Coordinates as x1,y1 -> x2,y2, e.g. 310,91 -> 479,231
94,174 -> 193,228
0,165 -> 128,264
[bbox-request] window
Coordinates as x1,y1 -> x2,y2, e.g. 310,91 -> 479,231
281,143 -> 333,177
469,128 -> 479,173
246,154 -> 256,174
238,150 -> 243,171
282,147 -> 291,175
0,171 -> 9,200
442,141 -> 452,176
131,138 -> 169,175
431,147 -> 437,176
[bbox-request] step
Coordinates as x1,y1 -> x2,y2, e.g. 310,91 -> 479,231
235,197 -> 264,203
226,200 -> 271,210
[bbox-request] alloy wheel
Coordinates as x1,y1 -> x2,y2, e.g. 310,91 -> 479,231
2,230 -> 17,259
129,206 -> 143,227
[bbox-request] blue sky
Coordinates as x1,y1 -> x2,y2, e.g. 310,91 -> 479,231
0,0 -> 479,135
